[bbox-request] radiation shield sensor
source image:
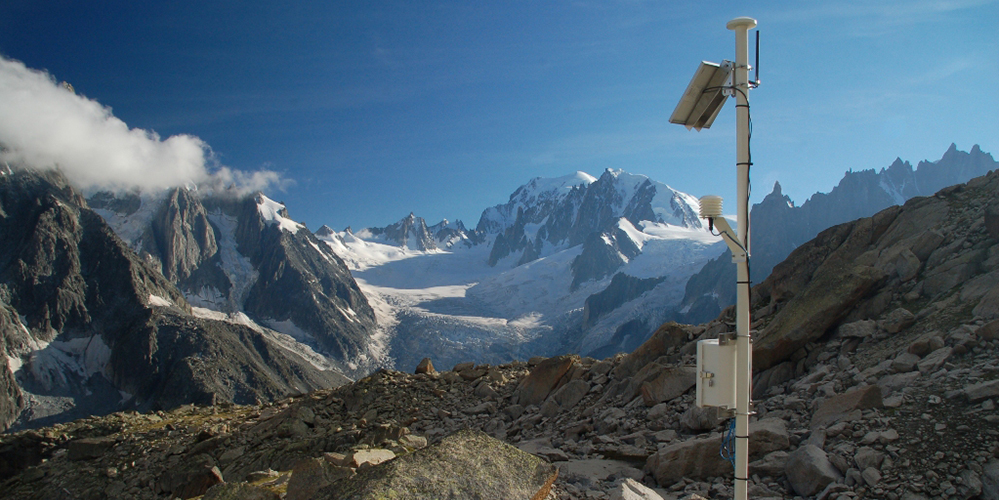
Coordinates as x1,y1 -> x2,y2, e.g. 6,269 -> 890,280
669,60 -> 733,131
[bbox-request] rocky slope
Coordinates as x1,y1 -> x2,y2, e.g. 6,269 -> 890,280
0,169 -> 350,432
91,188 -> 379,375
3,169 -> 998,498
678,144 -> 998,324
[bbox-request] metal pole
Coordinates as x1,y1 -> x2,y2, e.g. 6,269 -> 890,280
726,16 -> 755,500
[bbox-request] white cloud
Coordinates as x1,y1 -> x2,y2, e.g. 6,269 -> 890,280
0,55 -> 284,194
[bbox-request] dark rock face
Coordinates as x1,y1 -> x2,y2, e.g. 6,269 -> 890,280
569,227 -> 641,291
488,206 -> 532,266
237,195 -> 375,363
678,144 -> 998,324
582,273 -> 665,330
150,188 -> 219,283
363,213 -> 436,251
745,167 -> 999,371
91,188 -> 378,375
0,169 -> 350,431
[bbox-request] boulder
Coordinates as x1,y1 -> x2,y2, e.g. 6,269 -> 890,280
559,459 -> 644,489
890,352 -> 921,373
958,469 -> 983,499
514,355 -> 579,407
861,467 -> 882,487
754,264 -> 885,370
552,379 -> 591,410
285,458 -> 354,500
452,362 -> 474,372
977,319 -> 999,341
986,201 -> 999,239
609,478 -> 665,500
917,347 -> 953,374
645,435 -> 730,484
965,380 -> 999,403
753,361 -> 796,396
880,307 -> 915,334
748,450 -> 789,477
982,459 -> 999,500
679,406 -> 723,433
349,449 -> 396,468
853,446 -> 885,470
314,429 -> 557,500
645,418 -> 790,484
415,358 -> 436,375
614,322 -> 693,379
156,454 -> 224,499
975,287 -> 999,320
67,437 -> 116,461
811,385 -> 883,429
518,438 -> 570,463
639,367 -> 696,406
785,444 -> 842,497
893,248 -> 922,282
835,320 -> 877,338
749,418 -> 791,455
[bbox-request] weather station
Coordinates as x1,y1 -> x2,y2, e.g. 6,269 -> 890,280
669,17 -> 759,500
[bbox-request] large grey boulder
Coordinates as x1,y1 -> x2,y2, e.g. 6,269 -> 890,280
785,444 -> 842,497
679,406 -> 723,433
645,418 -> 789,484
811,385 -> 883,429
983,459 -> 999,500
967,380 -> 999,403
314,429 -> 558,500
639,367 -> 697,406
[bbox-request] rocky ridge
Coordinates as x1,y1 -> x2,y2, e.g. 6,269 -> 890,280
679,144 -> 998,324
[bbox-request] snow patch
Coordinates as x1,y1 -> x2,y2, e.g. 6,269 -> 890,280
256,194 -> 303,234
264,318 -> 315,343
148,294 -> 173,307
207,212 -> 259,311
23,335 -> 112,391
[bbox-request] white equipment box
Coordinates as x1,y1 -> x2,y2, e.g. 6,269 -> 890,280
696,337 -> 737,409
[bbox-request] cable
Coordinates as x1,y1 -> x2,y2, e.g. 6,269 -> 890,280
720,418 -> 737,468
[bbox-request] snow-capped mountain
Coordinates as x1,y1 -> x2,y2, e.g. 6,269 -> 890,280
90,188 -> 381,376
677,144 -> 998,324
351,213 -> 483,252
481,169 -> 702,268
324,169 -> 723,371
0,169 -> 350,431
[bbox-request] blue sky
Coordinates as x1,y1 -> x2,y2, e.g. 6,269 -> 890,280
1,1 -> 996,231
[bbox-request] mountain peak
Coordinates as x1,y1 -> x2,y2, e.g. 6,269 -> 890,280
316,224 -> 336,237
